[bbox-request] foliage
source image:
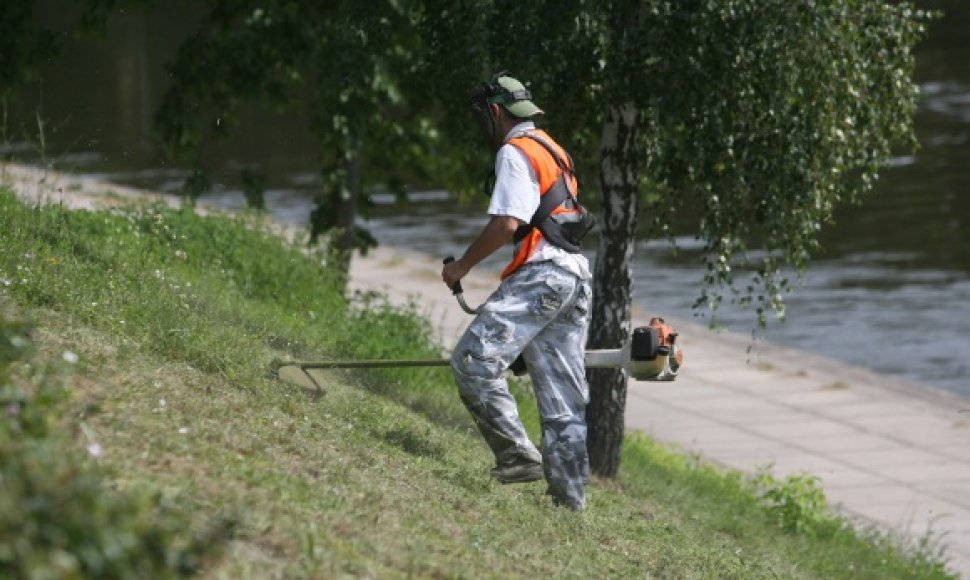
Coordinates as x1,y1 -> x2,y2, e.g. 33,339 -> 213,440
0,304 -> 228,578
153,0 -> 450,257
0,0 -> 57,101
417,0 -> 605,197
753,470 -> 836,538
422,0 -> 929,326
240,167 -> 266,210
636,1 -> 931,325
0,305 -> 32,369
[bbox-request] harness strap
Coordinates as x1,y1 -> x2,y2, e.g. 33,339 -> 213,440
510,133 -> 579,244
517,132 -> 575,177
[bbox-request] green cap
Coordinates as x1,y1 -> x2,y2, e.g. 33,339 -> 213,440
488,76 -> 544,118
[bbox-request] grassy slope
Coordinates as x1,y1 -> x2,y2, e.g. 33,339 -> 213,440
0,189 -> 953,579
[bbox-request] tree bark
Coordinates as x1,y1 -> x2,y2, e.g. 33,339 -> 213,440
338,153 -> 361,252
328,152 -> 360,282
587,103 -> 639,478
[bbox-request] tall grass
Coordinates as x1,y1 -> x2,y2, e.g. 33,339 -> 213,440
0,188 -> 954,578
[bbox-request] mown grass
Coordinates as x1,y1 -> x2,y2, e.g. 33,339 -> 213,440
0,188 -> 955,579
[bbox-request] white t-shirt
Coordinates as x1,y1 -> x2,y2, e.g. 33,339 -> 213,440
487,122 -> 591,280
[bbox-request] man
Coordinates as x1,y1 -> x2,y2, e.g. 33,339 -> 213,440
441,74 -> 592,511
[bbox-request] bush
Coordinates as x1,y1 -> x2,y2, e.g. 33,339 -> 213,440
753,470 -> 836,538
0,305 -> 230,578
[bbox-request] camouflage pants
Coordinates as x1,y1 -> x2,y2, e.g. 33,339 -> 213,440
451,261 -> 591,509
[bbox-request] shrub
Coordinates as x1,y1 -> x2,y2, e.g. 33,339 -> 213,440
753,470 -> 836,538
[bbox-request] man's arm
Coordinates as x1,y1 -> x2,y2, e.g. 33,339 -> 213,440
442,215 -> 521,288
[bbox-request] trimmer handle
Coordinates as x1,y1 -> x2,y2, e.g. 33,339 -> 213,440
443,256 -> 480,315
443,256 -> 464,295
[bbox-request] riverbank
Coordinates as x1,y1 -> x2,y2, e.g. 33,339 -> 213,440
4,161 -> 968,577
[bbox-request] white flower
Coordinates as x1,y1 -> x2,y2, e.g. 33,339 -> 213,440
178,427 -> 190,434
62,351 -> 79,364
87,443 -> 104,458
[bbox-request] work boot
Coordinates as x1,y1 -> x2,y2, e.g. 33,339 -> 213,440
550,496 -> 585,512
546,488 -> 585,512
490,460 -> 544,484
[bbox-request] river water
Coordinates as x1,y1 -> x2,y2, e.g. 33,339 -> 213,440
3,1 -> 968,398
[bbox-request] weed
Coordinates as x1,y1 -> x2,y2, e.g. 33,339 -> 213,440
753,470 -> 835,538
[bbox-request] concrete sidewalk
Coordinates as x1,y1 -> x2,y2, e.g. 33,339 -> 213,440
350,246 -> 970,578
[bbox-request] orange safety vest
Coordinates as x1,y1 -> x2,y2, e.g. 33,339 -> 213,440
500,130 -> 581,279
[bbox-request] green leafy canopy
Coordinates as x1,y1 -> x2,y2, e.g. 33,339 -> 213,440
418,1 -> 929,324
97,1 -> 933,325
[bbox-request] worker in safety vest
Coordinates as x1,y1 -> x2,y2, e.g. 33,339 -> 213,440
441,73 -> 592,511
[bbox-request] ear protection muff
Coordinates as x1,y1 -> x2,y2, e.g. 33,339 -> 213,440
470,73 -> 502,144
469,81 -> 498,196
471,71 -> 533,109
470,71 -> 535,144
470,72 -> 536,196
483,71 -> 533,107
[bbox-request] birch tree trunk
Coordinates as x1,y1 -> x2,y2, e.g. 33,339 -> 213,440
587,103 -> 639,477
340,154 -> 361,252
331,153 -> 360,283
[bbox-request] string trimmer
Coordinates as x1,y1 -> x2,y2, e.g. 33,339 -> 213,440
271,257 -> 682,388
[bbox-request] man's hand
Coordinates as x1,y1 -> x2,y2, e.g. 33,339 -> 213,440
441,215 -> 521,291
442,258 -> 470,290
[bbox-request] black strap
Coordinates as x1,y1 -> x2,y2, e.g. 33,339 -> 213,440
529,177 -> 572,227
509,133 -> 583,245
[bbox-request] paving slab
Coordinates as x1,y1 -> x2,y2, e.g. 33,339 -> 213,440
815,469 -> 894,490
797,431 -> 902,454
832,448 -> 956,469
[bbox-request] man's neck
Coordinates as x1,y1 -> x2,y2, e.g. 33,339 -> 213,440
502,121 -> 536,143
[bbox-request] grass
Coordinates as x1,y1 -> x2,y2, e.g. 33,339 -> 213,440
0,187 -> 955,578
